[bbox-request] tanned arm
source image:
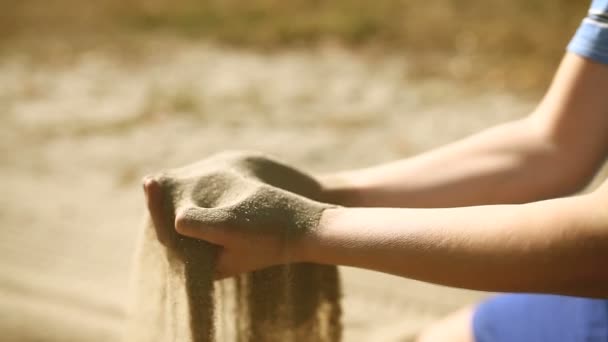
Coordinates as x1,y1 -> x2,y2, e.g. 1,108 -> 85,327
322,54 -> 608,207
305,181 -> 608,298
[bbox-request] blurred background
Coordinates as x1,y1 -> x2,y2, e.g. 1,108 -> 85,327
2,0 -> 588,91
0,1 -> 595,341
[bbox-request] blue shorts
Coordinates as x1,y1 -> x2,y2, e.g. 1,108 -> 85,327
473,294 -> 608,342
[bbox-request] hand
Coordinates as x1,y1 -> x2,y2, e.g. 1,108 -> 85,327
142,151 -> 334,279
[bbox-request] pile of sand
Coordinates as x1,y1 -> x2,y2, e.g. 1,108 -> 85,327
125,151 -> 342,342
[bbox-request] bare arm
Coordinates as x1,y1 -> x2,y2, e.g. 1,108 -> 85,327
303,182 -> 608,298
296,55 -> 608,298
152,54 -> 608,297
322,54 -> 608,207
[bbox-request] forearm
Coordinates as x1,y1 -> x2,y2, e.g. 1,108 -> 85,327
322,118 -> 566,208
322,54 -> 608,208
301,192 -> 608,297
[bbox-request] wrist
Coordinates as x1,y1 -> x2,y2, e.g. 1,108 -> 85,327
296,207 -> 342,264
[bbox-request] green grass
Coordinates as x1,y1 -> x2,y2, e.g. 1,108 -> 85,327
1,0 -> 590,92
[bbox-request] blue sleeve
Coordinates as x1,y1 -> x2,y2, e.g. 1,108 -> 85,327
567,0 -> 608,64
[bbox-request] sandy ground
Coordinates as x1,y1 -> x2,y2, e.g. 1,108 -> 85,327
0,41 -> 536,341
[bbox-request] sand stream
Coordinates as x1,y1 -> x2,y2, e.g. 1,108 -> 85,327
126,152 -> 342,341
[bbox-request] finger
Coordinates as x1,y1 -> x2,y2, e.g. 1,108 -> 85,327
143,176 -> 174,244
174,206 -> 232,245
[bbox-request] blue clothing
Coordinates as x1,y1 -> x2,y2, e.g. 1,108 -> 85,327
568,0 -> 608,64
473,294 -> 608,342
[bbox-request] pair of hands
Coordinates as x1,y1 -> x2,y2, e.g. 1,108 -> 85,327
142,151 -> 335,279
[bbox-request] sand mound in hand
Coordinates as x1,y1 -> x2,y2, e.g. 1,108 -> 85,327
125,151 -> 342,342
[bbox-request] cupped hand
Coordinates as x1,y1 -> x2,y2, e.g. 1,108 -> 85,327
142,151 -> 333,279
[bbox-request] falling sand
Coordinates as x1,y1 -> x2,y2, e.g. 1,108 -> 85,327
125,151 -> 342,342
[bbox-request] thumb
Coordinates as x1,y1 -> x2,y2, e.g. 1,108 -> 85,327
174,206 -> 234,245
